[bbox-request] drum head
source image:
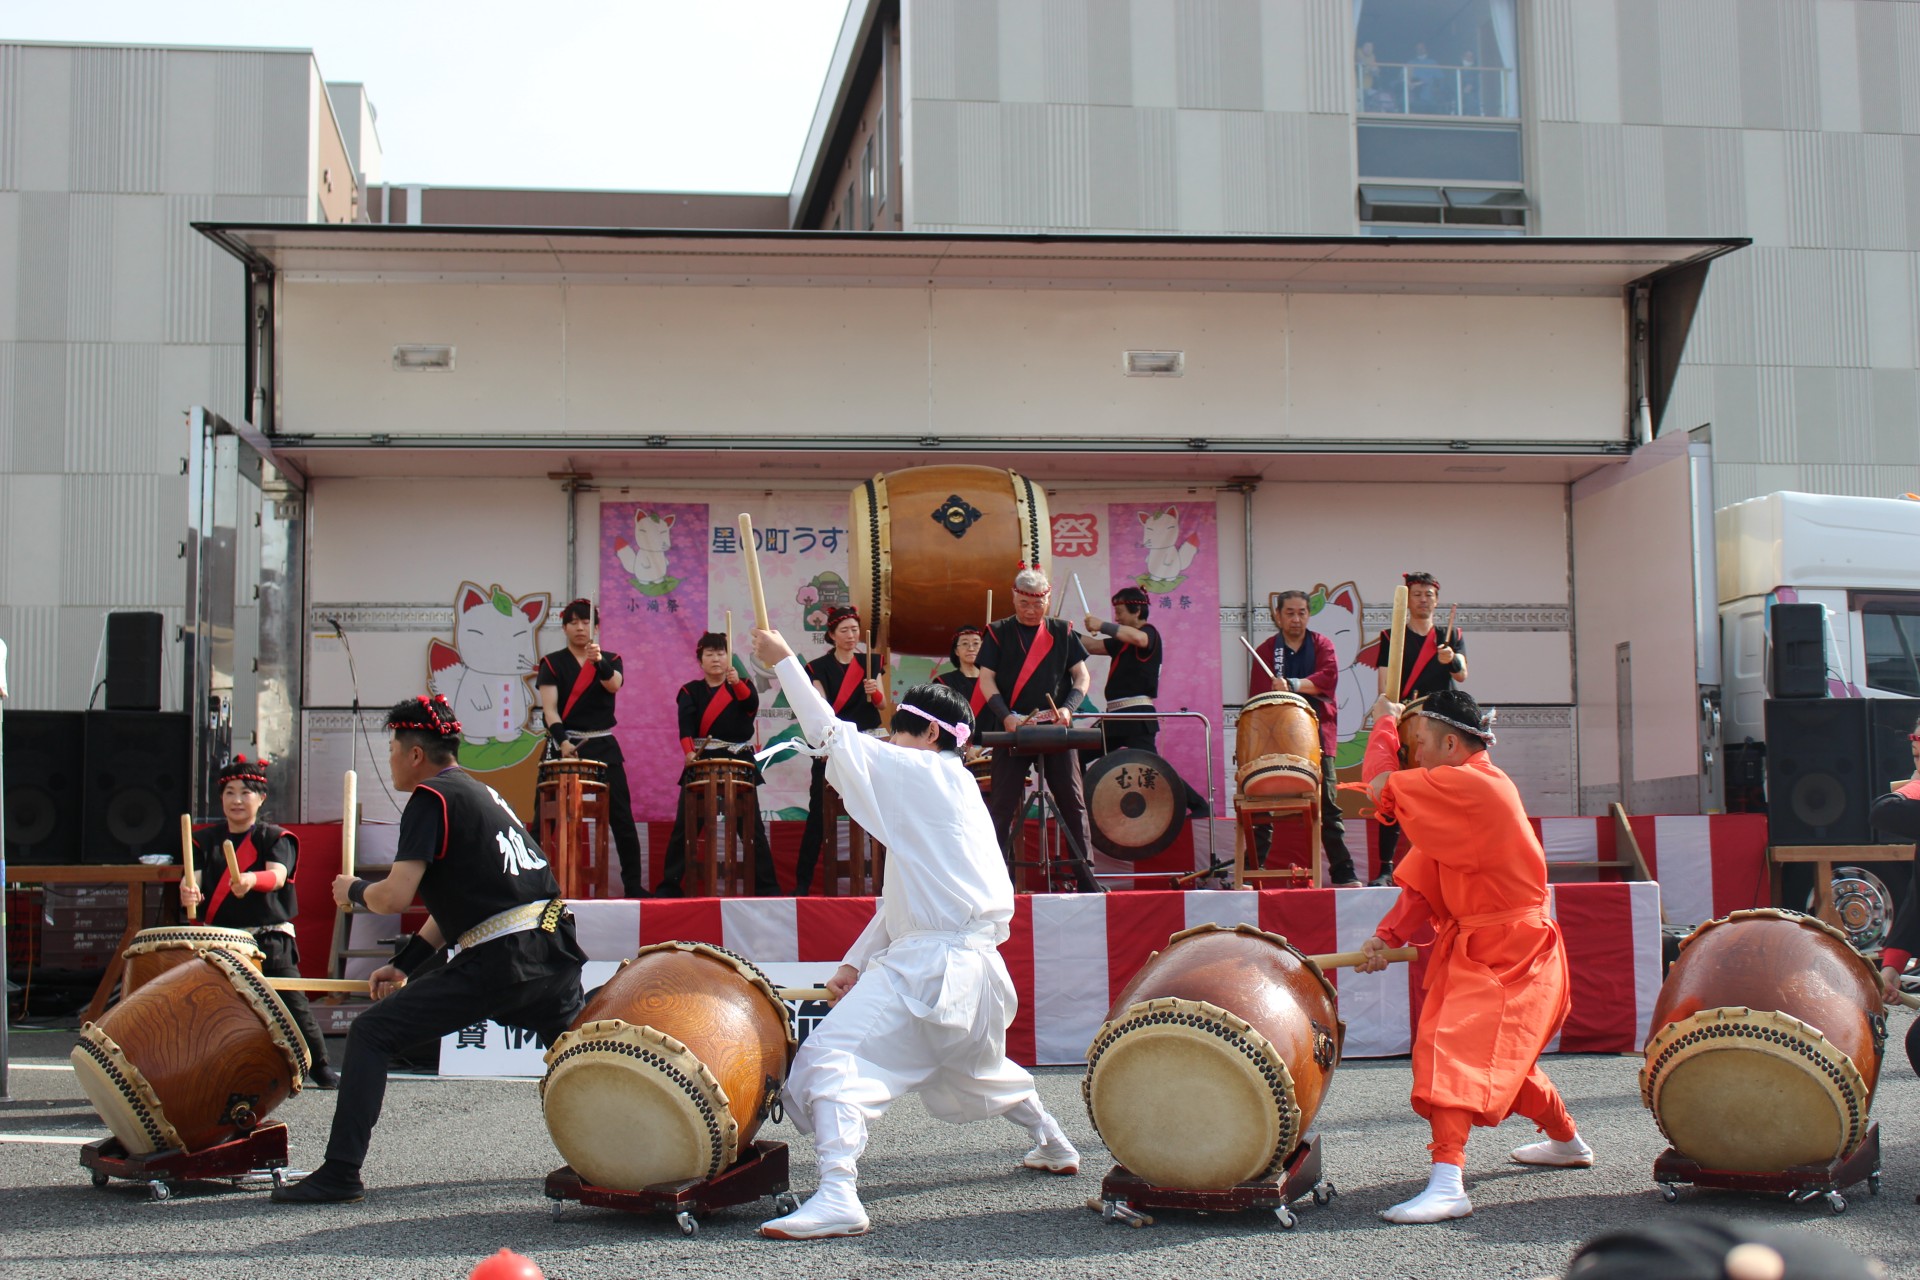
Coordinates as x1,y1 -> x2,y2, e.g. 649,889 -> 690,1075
1643,1006 -> 1868,1172
71,1027 -> 178,1156
1084,997 -> 1297,1190
542,1022 -> 738,1190
1085,749 -> 1188,862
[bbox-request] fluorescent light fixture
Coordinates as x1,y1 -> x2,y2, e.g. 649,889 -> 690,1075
1124,350 -> 1184,377
392,344 -> 455,371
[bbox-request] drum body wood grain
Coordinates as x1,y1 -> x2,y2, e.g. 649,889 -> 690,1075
849,466 -> 1050,658
121,926 -> 263,995
71,948 -> 308,1154
1234,692 -> 1322,798
1084,924 -> 1341,1189
1641,908 -> 1885,1173
542,941 -> 795,1189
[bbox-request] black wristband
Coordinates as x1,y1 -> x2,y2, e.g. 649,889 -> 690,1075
392,933 -> 437,976
347,878 -> 371,910
985,695 -> 1011,724
548,722 -> 568,744
1064,688 -> 1087,713
1097,620 -> 1121,639
599,653 -> 623,675
1447,657 -> 1465,674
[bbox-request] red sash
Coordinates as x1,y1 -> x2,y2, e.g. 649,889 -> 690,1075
969,680 -> 988,716
1401,627 -> 1441,698
698,682 -> 736,738
1007,621 -> 1055,709
203,827 -> 258,923
830,654 -> 866,714
560,654 -> 599,720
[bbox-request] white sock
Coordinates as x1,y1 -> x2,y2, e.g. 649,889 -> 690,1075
1380,1162 -> 1473,1224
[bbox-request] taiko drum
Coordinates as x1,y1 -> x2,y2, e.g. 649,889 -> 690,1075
121,925 -> 263,996
1234,691 -> 1322,798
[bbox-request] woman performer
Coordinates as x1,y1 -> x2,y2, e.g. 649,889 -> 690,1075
752,625 -> 1080,1240
1355,688 -> 1591,1223
1870,711 -> 1920,1085
935,625 -> 989,718
792,606 -> 884,895
179,756 -> 335,1087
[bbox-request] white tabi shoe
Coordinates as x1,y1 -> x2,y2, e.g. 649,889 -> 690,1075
1510,1133 -> 1593,1167
1379,1162 -> 1473,1224
759,1179 -> 871,1240
1018,1112 -> 1081,1175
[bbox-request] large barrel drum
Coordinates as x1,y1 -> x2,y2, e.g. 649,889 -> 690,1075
849,466 -> 1051,658
541,941 -> 794,1190
1641,908 -> 1885,1173
1083,924 -> 1341,1189
1234,691 -> 1322,798
71,947 -> 308,1154
121,925 -> 263,996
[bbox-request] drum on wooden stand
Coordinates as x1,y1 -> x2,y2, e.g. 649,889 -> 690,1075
1083,924 -> 1341,1190
1085,748 -> 1189,861
121,926 -> 263,995
71,947 -> 308,1155
965,750 -> 994,796
1641,908 -> 1885,1173
536,756 -> 610,898
542,941 -> 795,1190
683,756 -> 761,898
849,466 -> 1050,657
1234,692 -> 1321,798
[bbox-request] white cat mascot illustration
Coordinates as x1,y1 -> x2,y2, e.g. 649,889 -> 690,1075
1137,507 -> 1200,590
428,583 -> 549,746
615,509 -> 678,593
1308,581 -> 1370,754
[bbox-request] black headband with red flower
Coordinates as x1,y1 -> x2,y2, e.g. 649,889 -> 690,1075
216,754 -> 272,789
387,694 -> 463,740
825,605 -> 861,634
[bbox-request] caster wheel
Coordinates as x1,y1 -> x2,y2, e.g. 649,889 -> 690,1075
1869,1173 -> 1881,1197
1826,1193 -> 1846,1215
1312,1182 -> 1334,1207
773,1193 -> 800,1215
271,1169 -> 289,1190
1274,1206 -> 1297,1230
90,1172 -> 109,1189
676,1210 -> 699,1236
1659,1184 -> 1678,1203
148,1181 -> 172,1202
549,1197 -> 566,1221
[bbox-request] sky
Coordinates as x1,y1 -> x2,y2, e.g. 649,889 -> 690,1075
0,0 -> 852,193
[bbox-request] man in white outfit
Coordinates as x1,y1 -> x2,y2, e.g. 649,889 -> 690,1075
754,626 -> 1081,1241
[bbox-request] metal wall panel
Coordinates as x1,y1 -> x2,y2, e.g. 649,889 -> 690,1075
0,45 -> 18,191
1657,0 -> 1743,129
1534,0 -> 1581,123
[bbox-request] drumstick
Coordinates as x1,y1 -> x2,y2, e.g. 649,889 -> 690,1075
779,986 -> 832,1002
1072,571 -> 1093,619
341,769 -> 358,879
1895,990 -> 1920,1011
266,977 -> 372,995
738,513 -> 770,630
1240,635 -> 1276,682
1444,603 -> 1457,647
222,839 -> 244,896
725,608 -> 733,679
1383,585 -> 1410,705
985,589 -> 992,628
1308,946 -> 1417,970
179,815 -> 198,921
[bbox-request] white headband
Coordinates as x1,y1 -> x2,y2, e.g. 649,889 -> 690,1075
896,702 -> 971,750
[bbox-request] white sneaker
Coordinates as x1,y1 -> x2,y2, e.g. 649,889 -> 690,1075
1379,1163 -> 1473,1224
760,1179 -> 870,1240
1020,1118 -> 1081,1174
1511,1133 -> 1593,1167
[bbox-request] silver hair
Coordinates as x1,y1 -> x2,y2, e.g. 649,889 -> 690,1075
1013,567 -> 1051,594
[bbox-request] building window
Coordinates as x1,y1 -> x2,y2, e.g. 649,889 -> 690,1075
1356,0 -> 1517,119
1358,184 -> 1529,232
862,137 -> 877,229
847,178 -> 858,232
1358,121 -> 1521,183
1863,606 -> 1920,696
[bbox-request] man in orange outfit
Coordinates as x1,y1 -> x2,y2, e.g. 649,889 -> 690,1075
1356,687 -> 1592,1223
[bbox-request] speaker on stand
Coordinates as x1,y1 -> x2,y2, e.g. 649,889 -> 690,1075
81,711 -> 190,864
3,711 -> 86,865
1765,698 -> 1871,910
104,612 -> 164,712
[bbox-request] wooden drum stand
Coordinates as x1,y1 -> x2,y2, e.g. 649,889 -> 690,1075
815,781 -> 883,897
1232,793 -> 1322,889
683,758 -> 763,898
537,758 -> 613,899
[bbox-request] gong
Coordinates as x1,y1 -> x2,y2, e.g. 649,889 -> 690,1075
1085,748 -> 1188,862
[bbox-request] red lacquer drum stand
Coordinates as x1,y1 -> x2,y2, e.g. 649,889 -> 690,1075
79,1123 -> 302,1202
544,1140 -> 795,1236
1087,1134 -> 1334,1230
1653,1124 -> 1882,1213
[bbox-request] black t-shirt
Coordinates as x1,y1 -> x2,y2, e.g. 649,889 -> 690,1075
1103,623 -> 1162,701
677,677 -> 759,744
192,823 -> 299,928
397,767 -> 564,947
804,653 -> 882,731
978,618 -> 1088,716
1872,792 -> 1920,958
536,647 -> 626,732
1375,624 -> 1465,700
937,668 -> 986,715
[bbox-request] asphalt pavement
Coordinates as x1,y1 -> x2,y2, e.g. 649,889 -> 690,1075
3,1017 -> 1916,1280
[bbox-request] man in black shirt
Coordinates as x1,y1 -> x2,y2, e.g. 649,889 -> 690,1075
977,568 -> 1102,892
794,606 -> 885,895
179,755 -> 334,1086
1371,571 -> 1467,885
1082,587 -> 1210,819
536,598 -> 643,896
271,695 -> 586,1204
654,631 -> 780,896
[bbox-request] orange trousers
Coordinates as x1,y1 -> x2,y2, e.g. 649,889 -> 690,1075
1427,1066 -> 1574,1166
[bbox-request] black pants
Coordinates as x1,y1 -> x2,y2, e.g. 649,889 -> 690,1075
255,930 -> 328,1070
324,949 -> 584,1170
1253,761 -> 1357,884
987,749 -> 1100,892
794,758 -> 833,896
656,763 -> 780,896
1376,819 -> 1399,876
573,735 -> 644,896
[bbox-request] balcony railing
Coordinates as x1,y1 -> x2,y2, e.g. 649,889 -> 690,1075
1359,60 -> 1516,119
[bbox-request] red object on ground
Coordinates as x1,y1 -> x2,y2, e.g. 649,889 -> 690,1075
468,1248 -> 545,1280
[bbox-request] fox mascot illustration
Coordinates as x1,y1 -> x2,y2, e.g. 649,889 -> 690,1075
427,583 -> 548,745
1137,507 -> 1200,590
615,509 -> 677,592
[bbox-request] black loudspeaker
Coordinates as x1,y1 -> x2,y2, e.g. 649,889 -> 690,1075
1869,698 -> 1920,837
1765,698 -> 1871,844
3,710 -> 87,865
105,611 -> 164,711
81,711 -> 190,864
1768,603 -> 1827,699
